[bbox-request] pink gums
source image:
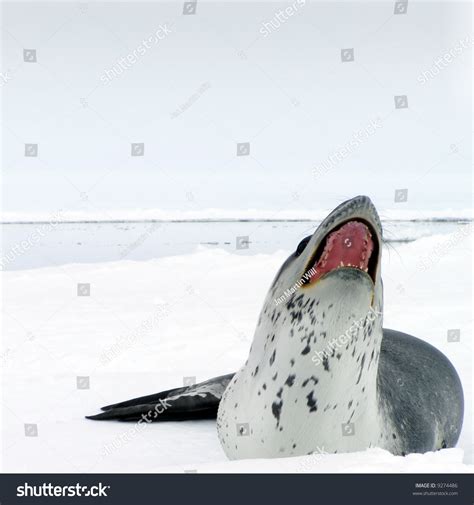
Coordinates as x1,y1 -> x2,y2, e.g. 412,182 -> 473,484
309,221 -> 374,283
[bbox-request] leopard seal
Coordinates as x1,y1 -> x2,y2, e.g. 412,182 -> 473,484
87,196 -> 464,460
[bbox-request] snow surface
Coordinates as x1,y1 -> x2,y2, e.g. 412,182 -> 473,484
1,230 -> 472,473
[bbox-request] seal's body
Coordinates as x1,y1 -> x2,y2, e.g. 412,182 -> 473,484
216,329 -> 463,459
87,196 -> 464,460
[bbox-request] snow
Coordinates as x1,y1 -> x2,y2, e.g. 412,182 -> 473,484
159,448 -> 470,474
1,230 -> 472,473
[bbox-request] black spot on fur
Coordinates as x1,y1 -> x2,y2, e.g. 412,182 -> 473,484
272,400 -> 283,423
290,310 -> 302,324
301,344 -> 311,355
355,353 -> 366,385
322,356 -> 330,372
285,374 -> 296,387
269,349 -> 276,366
302,376 -> 318,387
306,391 -> 318,412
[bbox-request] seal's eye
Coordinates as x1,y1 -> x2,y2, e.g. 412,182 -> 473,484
295,236 -> 311,257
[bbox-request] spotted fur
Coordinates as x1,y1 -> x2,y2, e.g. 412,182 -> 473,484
217,196 -> 463,459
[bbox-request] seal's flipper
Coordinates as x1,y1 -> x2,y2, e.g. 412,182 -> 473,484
86,373 -> 234,422
86,398 -> 218,422
100,386 -> 194,411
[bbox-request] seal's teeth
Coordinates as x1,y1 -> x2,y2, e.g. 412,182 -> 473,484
339,261 -> 344,267
364,267 -> 368,272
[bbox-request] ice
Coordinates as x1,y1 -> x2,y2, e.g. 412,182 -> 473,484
1,230 -> 472,472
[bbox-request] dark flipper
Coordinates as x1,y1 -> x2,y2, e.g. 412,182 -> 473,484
86,373 -> 234,422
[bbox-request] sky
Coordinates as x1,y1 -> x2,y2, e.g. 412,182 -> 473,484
1,1 -> 472,219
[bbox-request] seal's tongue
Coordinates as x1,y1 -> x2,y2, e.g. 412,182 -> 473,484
310,221 -> 374,283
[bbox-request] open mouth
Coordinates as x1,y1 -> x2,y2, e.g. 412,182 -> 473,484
304,220 -> 378,285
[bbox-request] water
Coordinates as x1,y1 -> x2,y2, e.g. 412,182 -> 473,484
1,219 -> 469,271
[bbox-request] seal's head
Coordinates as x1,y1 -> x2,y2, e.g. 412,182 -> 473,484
270,194 -> 382,309
217,195 -> 385,459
